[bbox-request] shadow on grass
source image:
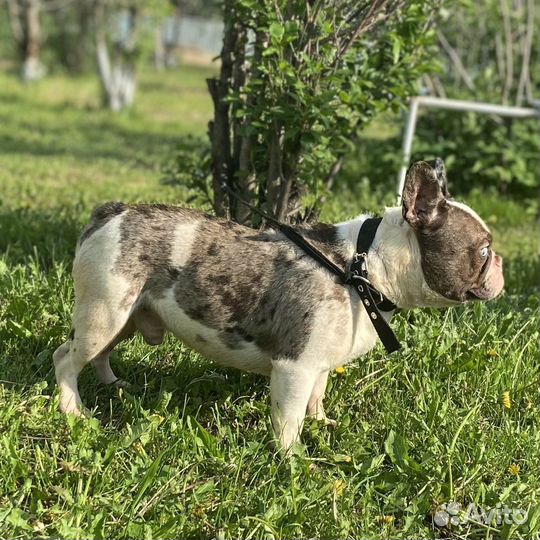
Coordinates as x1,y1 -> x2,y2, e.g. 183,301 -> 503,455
0,91 -> 202,167
78,349 -> 269,431
0,206 -> 82,266
1,205 -> 537,431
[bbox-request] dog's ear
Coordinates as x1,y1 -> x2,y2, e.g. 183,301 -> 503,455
402,159 -> 449,228
426,157 -> 450,197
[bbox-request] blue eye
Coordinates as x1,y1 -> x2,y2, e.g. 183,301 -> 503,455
480,246 -> 489,257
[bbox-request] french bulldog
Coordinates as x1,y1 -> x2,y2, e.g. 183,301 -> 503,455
53,159 -> 504,450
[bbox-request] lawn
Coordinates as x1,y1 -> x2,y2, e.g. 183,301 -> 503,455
0,65 -> 538,540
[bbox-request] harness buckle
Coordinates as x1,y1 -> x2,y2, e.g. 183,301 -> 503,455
353,251 -> 367,263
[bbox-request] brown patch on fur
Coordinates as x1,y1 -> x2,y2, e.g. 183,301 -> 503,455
113,204 -> 195,301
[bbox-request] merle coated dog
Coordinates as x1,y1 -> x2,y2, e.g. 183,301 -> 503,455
54,159 -> 503,450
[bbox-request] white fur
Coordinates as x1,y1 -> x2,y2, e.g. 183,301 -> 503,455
170,221 -> 200,266
54,214 -> 136,414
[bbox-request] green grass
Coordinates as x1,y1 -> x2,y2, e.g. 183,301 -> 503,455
0,65 -> 539,540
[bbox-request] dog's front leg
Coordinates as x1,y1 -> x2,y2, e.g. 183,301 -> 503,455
270,361 -> 320,452
306,371 -> 336,426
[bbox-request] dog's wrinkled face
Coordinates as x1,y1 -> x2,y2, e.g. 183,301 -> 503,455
402,158 -> 504,303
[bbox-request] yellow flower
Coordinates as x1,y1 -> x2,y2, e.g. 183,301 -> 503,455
335,366 -> 345,375
132,442 -> 146,456
193,505 -> 206,518
508,463 -> 521,476
502,391 -> 511,409
33,521 -> 46,533
487,349 -> 498,357
379,515 -> 394,525
333,479 -> 346,496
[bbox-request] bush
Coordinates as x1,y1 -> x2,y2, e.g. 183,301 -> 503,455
205,0 -> 439,224
337,110 -> 539,211
413,111 -> 539,201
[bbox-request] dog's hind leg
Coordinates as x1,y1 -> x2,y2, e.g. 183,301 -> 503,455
91,319 -> 135,386
54,297 -> 135,415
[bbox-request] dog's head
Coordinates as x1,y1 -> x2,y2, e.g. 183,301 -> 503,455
401,158 -> 504,303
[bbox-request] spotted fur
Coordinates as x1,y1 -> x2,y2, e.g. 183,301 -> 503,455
54,159 -> 504,451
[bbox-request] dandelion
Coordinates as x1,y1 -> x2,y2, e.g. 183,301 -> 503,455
132,442 -> 145,455
502,391 -> 511,409
379,515 -> 394,525
487,349 -> 498,357
335,366 -> 345,375
33,521 -> 46,533
193,505 -> 206,518
333,479 -> 346,496
508,463 -> 521,476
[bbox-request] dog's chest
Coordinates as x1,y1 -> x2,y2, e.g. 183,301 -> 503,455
333,293 -> 386,366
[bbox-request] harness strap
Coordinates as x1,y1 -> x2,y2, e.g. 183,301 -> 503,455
278,223 -> 347,281
346,218 -> 401,354
279,217 -> 401,354
220,184 -> 401,353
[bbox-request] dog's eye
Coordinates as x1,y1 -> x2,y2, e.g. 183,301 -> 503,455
480,246 -> 489,258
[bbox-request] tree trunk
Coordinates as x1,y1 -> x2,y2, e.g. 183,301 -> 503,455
232,28 -> 262,225
265,128 -> 285,220
94,3 -> 138,112
21,0 -> 45,82
206,0 -> 237,218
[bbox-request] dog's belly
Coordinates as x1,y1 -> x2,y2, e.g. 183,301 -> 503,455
145,289 -> 273,376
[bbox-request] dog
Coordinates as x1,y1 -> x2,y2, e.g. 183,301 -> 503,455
53,159 -> 504,450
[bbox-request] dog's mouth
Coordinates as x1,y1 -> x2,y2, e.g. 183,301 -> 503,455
466,287 -> 491,301
465,279 -> 504,302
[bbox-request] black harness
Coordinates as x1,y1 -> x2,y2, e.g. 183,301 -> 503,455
223,184 -> 401,354
275,218 -> 401,354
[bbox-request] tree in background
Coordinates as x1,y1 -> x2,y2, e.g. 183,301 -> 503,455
5,0 -> 45,81
432,0 -> 538,106
93,0 -> 172,112
94,0 -> 139,112
205,0 -> 438,224
48,0 -> 94,74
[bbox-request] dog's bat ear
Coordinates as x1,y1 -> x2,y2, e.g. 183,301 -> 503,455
402,159 -> 449,229
426,157 -> 450,197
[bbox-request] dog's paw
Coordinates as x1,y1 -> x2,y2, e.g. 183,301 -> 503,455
321,416 -> 337,428
308,412 -> 337,427
110,378 -> 131,389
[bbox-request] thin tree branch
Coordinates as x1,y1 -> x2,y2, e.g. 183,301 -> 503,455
500,0 -> 514,103
516,0 -> 535,105
438,31 -> 475,92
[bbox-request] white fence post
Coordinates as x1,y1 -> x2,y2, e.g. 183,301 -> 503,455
395,96 -> 540,203
396,97 -> 419,203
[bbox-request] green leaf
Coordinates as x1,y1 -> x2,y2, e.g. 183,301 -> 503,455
269,22 -> 285,42
130,449 -> 167,514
